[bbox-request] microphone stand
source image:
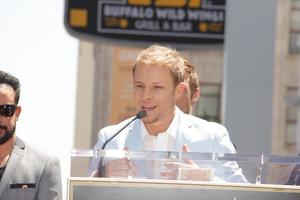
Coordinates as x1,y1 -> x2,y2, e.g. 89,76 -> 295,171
97,110 -> 146,177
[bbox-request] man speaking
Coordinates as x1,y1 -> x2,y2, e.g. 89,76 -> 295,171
89,45 -> 247,183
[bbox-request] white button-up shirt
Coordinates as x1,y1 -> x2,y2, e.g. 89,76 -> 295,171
141,109 -> 179,151
140,109 -> 179,179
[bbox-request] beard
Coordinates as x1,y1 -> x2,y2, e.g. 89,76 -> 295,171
0,125 -> 15,145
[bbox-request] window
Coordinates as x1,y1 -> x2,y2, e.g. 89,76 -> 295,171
289,0 -> 300,53
194,83 -> 221,123
285,86 -> 298,146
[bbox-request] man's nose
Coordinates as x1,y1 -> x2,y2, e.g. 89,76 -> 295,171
142,88 -> 153,100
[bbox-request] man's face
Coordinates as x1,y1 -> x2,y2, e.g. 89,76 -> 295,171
133,64 -> 183,127
0,84 -> 21,144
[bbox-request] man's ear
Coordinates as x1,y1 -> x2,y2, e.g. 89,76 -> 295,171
191,88 -> 200,104
15,106 -> 22,119
174,82 -> 186,100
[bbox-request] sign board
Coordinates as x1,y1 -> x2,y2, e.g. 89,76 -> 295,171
68,178 -> 300,200
64,0 -> 226,44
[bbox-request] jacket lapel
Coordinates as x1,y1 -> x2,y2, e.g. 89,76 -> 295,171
174,110 -> 191,152
0,137 -> 25,198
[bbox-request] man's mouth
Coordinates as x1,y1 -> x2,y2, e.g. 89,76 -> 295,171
0,129 -> 5,137
141,105 -> 157,112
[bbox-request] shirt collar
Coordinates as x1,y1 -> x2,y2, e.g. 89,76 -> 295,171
141,107 -> 180,140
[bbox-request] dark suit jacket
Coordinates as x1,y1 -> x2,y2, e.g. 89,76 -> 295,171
0,137 -> 62,200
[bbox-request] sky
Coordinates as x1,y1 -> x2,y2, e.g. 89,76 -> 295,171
0,0 -> 79,197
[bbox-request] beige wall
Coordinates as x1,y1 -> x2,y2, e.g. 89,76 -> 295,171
273,0 -> 300,155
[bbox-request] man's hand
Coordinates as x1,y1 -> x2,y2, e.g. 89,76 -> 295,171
104,158 -> 136,177
96,148 -> 137,178
160,144 -> 213,181
160,144 -> 198,179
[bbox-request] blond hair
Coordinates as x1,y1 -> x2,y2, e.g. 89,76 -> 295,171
183,60 -> 200,99
132,45 -> 184,86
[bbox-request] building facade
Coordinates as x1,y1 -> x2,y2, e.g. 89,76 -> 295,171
73,0 -> 300,156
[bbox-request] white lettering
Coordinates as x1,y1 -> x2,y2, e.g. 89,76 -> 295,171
134,20 -> 160,31
187,10 -> 224,22
172,21 -> 192,32
104,5 -> 154,19
156,8 -> 186,20
162,21 -> 171,30
145,8 -> 154,19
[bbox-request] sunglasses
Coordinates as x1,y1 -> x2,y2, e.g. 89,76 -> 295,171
0,104 -> 17,117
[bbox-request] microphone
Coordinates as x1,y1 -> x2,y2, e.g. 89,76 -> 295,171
97,110 -> 146,177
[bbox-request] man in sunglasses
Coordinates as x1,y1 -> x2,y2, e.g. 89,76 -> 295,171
0,70 -> 62,200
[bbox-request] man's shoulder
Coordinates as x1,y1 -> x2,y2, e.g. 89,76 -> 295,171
179,113 -> 228,138
179,113 -> 235,153
181,113 -> 227,131
6,139 -> 62,200
15,137 -> 59,163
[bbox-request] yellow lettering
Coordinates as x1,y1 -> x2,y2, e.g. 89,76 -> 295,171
128,0 -> 202,8
128,0 -> 151,6
155,0 -> 186,7
188,0 -> 202,8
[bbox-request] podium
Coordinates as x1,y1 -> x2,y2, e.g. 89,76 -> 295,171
69,150 -> 300,199
67,178 -> 300,200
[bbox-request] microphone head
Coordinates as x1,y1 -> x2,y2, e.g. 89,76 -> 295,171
136,110 -> 147,119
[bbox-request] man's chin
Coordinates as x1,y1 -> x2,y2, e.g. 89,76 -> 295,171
142,115 -> 159,124
0,130 -> 15,145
